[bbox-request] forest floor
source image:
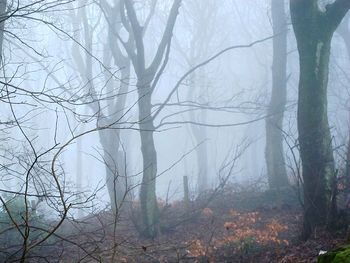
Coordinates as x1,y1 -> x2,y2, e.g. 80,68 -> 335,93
57,188 -> 349,263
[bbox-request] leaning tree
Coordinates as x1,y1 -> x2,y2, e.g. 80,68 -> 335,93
290,0 -> 350,238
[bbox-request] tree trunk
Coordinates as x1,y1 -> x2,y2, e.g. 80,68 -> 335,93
197,136 -> 208,192
265,0 -> 289,189
183,175 -> 190,214
190,110 -> 209,193
101,64 -> 131,214
76,127 -> 83,218
101,130 -> 130,214
298,36 -> 335,238
0,0 -> 7,62
188,72 -> 209,193
346,133 -> 350,190
138,80 -> 158,238
119,0 -> 182,237
290,3 -> 339,238
338,16 -> 350,190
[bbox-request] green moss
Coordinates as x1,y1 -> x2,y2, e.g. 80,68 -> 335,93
318,246 -> 350,263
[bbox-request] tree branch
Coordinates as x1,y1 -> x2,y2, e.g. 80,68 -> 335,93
124,0 -> 145,73
147,0 -> 181,73
325,0 -> 350,30
152,34 -> 275,120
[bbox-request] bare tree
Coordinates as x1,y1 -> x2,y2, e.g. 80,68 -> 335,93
67,0 -> 132,214
114,0 -> 182,237
0,1 -> 118,261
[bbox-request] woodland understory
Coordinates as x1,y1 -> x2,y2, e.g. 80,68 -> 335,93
3,185 -> 348,263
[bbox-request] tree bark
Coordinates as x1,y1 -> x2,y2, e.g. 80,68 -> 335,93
0,0 -> 7,62
265,0 -> 289,189
137,79 -> 158,238
290,0 -> 350,239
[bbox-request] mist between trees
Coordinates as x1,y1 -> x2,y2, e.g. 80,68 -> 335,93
0,0 -> 350,262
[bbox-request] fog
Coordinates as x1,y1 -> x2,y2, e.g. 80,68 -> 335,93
1,0 -> 350,262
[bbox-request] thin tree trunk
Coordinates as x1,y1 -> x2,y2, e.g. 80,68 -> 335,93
196,137 -> 208,192
105,13 -> 132,213
265,0 -> 289,189
183,175 -> 190,214
0,0 -> 7,62
138,81 -> 158,238
188,72 -> 209,193
70,0 -> 133,215
76,126 -> 83,218
102,131 -> 128,214
101,65 -> 131,214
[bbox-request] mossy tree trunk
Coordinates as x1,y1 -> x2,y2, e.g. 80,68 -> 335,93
290,0 -> 350,239
265,0 -> 289,189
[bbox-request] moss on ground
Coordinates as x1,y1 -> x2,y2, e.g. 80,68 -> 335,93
318,245 -> 350,263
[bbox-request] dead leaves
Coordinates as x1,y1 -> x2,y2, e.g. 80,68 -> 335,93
186,209 -> 290,261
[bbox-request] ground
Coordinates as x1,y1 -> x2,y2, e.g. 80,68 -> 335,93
30,188 -> 350,262
7,190 -> 347,263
